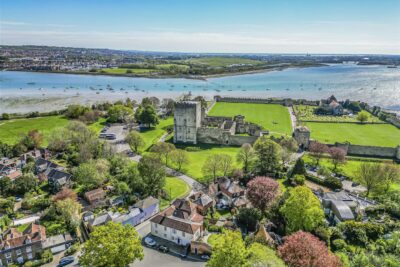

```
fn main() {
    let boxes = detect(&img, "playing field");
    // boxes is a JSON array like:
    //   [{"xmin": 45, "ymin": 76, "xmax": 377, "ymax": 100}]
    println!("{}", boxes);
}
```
[
  {"xmin": 181, "ymin": 57, "xmax": 263, "ymax": 67},
  {"xmin": 0, "ymin": 116, "xmax": 69, "ymax": 145},
  {"xmin": 303, "ymin": 122, "xmax": 400, "ymax": 147},
  {"xmin": 208, "ymin": 102, "xmax": 292, "ymax": 136},
  {"xmin": 174, "ymin": 143, "xmax": 240, "ymax": 183}
]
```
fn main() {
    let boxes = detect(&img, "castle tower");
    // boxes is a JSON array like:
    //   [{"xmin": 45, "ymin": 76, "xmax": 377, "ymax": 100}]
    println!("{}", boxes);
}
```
[
  {"xmin": 174, "ymin": 101, "xmax": 201, "ymax": 144},
  {"xmin": 293, "ymin": 126, "xmax": 311, "ymax": 149}
]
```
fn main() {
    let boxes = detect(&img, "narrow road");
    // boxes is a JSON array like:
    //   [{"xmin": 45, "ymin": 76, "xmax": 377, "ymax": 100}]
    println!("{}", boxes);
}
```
[{"xmin": 288, "ymin": 106, "xmax": 297, "ymax": 130}]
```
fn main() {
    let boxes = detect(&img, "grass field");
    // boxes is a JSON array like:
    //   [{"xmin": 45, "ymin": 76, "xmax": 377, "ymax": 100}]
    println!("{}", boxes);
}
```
[
  {"xmin": 181, "ymin": 57, "xmax": 263, "ymax": 67},
  {"xmin": 303, "ymin": 122, "xmax": 400, "ymax": 147},
  {"xmin": 139, "ymin": 117, "xmax": 174, "ymax": 151},
  {"xmin": 174, "ymin": 143, "xmax": 240, "ymax": 183},
  {"xmin": 0, "ymin": 116, "xmax": 69, "ymax": 145},
  {"xmin": 88, "ymin": 117, "xmax": 107, "ymax": 134},
  {"xmin": 302, "ymin": 153, "xmax": 393, "ymax": 179},
  {"xmin": 208, "ymin": 102, "xmax": 292, "ymax": 136},
  {"xmin": 160, "ymin": 176, "xmax": 191, "ymax": 210},
  {"xmin": 294, "ymin": 105, "xmax": 382, "ymax": 123}
]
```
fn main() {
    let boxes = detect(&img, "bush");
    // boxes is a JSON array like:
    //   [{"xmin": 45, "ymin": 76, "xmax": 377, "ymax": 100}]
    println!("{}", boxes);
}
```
[
  {"xmin": 40, "ymin": 249, "xmax": 53, "ymax": 263},
  {"xmin": 293, "ymin": 174, "xmax": 305, "ymax": 185},
  {"xmin": 324, "ymin": 177, "xmax": 342, "ymax": 190},
  {"xmin": 332, "ymin": 239, "xmax": 347, "ymax": 251},
  {"xmin": 208, "ymin": 225, "xmax": 224, "ymax": 233},
  {"xmin": 317, "ymin": 166, "xmax": 331, "ymax": 177},
  {"xmin": 1, "ymin": 113, "xmax": 10, "ymax": 120},
  {"xmin": 65, "ymin": 242, "xmax": 80, "ymax": 256}
]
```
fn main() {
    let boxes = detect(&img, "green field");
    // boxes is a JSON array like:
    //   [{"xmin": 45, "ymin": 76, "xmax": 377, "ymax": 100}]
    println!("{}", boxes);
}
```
[
  {"xmin": 208, "ymin": 102, "xmax": 292, "ymax": 136},
  {"xmin": 0, "ymin": 116, "xmax": 69, "ymax": 145},
  {"xmin": 174, "ymin": 143, "xmax": 240, "ymax": 183},
  {"xmin": 181, "ymin": 57, "xmax": 263, "ymax": 67},
  {"xmin": 303, "ymin": 122, "xmax": 400, "ymax": 147},
  {"xmin": 88, "ymin": 117, "xmax": 107, "ymax": 134},
  {"xmin": 100, "ymin": 68, "xmax": 153, "ymax": 74},
  {"xmin": 160, "ymin": 176, "xmax": 191, "ymax": 210},
  {"xmin": 302, "ymin": 153, "xmax": 392, "ymax": 179},
  {"xmin": 139, "ymin": 117, "xmax": 174, "ymax": 151},
  {"xmin": 294, "ymin": 105, "xmax": 382, "ymax": 123}
]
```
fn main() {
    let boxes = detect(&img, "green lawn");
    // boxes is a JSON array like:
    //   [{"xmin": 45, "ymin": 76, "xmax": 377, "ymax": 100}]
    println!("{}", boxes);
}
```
[
  {"xmin": 88, "ymin": 117, "xmax": 107, "ymax": 134},
  {"xmin": 174, "ymin": 143, "xmax": 240, "ymax": 183},
  {"xmin": 208, "ymin": 102, "xmax": 292, "ymax": 136},
  {"xmin": 160, "ymin": 176, "xmax": 191, "ymax": 210},
  {"xmin": 303, "ymin": 122, "xmax": 400, "ymax": 147},
  {"xmin": 294, "ymin": 105, "xmax": 382, "ymax": 123},
  {"xmin": 0, "ymin": 116, "xmax": 69, "ymax": 145},
  {"xmin": 181, "ymin": 57, "xmax": 263, "ymax": 67},
  {"xmin": 302, "ymin": 153, "xmax": 393, "ymax": 180},
  {"xmin": 138, "ymin": 117, "xmax": 174, "ymax": 151}
]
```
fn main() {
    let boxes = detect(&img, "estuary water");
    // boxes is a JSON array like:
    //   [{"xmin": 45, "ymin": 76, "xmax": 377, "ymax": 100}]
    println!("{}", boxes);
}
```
[{"xmin": 0, "ymin": 64, "xmax": 399, "ymax": 113}]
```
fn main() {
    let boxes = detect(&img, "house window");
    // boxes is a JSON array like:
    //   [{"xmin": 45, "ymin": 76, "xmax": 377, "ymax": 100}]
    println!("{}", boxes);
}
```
[
  {"xmin": 164, "ymin": 226, "xmax": 167, "ymax": 231},
  {"xmin": 5, "ymin": 253, "xmax": 12, "ymax": 259},
  {"xmin": 27, "ymin": 253, "xmax": 33, "ymax": 260},
  {"xmin": 164, "ymin": 234, "xmax": 167, "ymax": 238},
  {"xmin": 26, "ymin": 246, "xmax": 32, "ymax": 253},
  {"xmin": 172, "ymin": 229, "xmax": 176, "ymax": 234},
  {"xmin": 154, "ymin": 223, "xmax": 157, "ymax": 228},
  {"xmin": 16, "ymin": 249, "xmax": 22, "ymax": 256},
  {"xmin": 155, "ymin": 230, "xmax": 158, "ymax": 234},
  {"xmin": 182, "ymin": 232, "xmax": 185, "ymax": 237},
  {"xmin": 171, "ymin": 236, "xmax": 174, "ymax": 241},
  {"xmin": 7, "ymin": 259, "xmax": 13, "ymax": 264}
]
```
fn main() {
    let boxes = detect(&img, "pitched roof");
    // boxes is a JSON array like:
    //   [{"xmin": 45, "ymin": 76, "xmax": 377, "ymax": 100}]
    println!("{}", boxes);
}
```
[
  {"xmin": 133, "ymin": 196, "xmax": 159, "ymax": 210},
  {"xmin": 150, "ymin": 214, "xmax": 202, "ymax": 234},
  {"xmin": 189, "ymin": 192, "xmax": 213, "ymax": 207},
  {"xmin": 7, "ymin": 170, "xmax": 22, "ymax": 181},
  {"xmin": 0, "ymin": 223, "xmax": 46, "ymax": 250},
  {"xmin": 48, "ymin": 169, "xmax": 71, "ymax": 184}
]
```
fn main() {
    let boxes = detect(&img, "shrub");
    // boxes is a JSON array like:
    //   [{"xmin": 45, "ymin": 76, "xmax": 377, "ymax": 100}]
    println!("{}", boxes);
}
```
[
  {"xmin": 293, "ymin": 174, "xmax": 305, "ymax": 185},
  {"xmin": 324, "ymin": 177, "xmax": 342, "ymax": 190},
  {"xmin": 40, "ymin": 249, "xmax": 53, "ymax": 263},
  {"xmin": 1, "ymin": 113, "xmax": 10, "ymax": 120},
  {"xmin": 208, "ymin": 225, "xmax": 224, "ymax": 233},
  {"xmin": 332, "ymin": 239, "xmax": 347, "ymax": 251}
]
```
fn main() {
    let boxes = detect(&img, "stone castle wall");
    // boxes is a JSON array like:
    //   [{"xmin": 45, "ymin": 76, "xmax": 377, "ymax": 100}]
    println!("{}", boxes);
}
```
[
  {"xmin": 328, "ymin": 142, "xmax": 400, "ymax": 160},
  {"xmin": 214, "ymin": 96, "xmax": 319, "ymax": 106}
]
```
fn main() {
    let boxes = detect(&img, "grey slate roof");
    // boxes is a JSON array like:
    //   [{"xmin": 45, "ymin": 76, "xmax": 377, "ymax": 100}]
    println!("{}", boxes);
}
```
[{"xmin": 133, "ymin": 196, "xmax": 159, "ymax": 210}]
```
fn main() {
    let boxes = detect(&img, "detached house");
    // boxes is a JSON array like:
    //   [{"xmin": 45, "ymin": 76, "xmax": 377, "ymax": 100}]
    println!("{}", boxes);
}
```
[
  {"xmin": 150, "ymin": 199, "xmax": 203, "ymax": 246},
  {"xmin": 47, "ymin": 169, "xmax": 72, "ymax": 193},
  {"xmin": 0, "ymin": 223, "xmax": 46, "ymax": 266}
]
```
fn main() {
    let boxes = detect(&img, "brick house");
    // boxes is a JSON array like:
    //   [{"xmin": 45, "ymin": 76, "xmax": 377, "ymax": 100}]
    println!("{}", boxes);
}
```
[
  {"xmin": 84, "ymin": 188, "xmax": 106, "ymax": 205},
  {"xmin": 0, "ymin": 223, "xmax": 46, "ymax": 266}
]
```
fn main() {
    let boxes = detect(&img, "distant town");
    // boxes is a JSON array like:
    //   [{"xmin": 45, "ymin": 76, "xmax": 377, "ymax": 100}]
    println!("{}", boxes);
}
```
[{"xmin": 1, "ymin": 45, "xmax": 399, "ymax": 78}]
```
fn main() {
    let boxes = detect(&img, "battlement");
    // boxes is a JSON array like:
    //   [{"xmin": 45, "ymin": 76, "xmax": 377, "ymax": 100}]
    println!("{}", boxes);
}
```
[{"xmin": 175, "ymin": 101, "xmax": 200, "ymax": 108}]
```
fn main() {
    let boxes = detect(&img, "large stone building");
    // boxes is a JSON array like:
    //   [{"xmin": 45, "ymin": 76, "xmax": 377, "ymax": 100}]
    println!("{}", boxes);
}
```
[{"xmin": 173, "ymin": 101, "xmax": 265, "ymax": 146}]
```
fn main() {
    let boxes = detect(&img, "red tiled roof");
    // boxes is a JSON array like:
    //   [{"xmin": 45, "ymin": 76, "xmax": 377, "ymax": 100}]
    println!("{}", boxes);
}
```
[{"xmin": 0, "ymin": 223, "xmax": 46, "ymax": 250}]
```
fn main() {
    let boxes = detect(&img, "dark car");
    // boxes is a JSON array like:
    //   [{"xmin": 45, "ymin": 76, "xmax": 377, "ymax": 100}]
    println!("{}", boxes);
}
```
[
  {"xmin": 57, "ymin": 256, "xmax": 74, "ymax": 267},
  {"xmin": 158, "ymin": 245, "xmax": 169, "ymax": 253}
]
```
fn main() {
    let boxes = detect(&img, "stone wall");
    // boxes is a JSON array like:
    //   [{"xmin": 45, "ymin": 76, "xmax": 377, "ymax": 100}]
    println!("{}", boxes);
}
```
[
  {"xmin": 329, "ymin": 142, "xmax": 400, "ymax": 160},
  {"xmin": 214, "ymin": 96, "xmax": 319, "ymax": 106},
  {"xmin": 228, "ymin": 135, "xmax": 259, "ymax": 146}
]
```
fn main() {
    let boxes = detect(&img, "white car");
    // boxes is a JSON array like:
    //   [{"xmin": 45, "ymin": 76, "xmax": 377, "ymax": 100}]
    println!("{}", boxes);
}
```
[{"xmin": 144, "ymin": 237, "xmax": 156, "ymax": 247}]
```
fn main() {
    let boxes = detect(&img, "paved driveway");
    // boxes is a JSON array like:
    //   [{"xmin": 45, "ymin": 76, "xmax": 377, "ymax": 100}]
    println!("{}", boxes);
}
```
[{"xmin": 131, "ymin": 247, "xmax": 205, "ymax": 267}]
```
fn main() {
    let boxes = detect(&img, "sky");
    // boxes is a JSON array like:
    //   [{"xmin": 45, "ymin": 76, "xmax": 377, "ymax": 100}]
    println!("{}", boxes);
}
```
[{"xmin": 1, "ymin": 0, "xmax": 399, "ymax": 54}]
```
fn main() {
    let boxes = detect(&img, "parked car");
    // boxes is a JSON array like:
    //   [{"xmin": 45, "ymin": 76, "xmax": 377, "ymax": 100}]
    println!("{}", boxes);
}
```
[
  {"xmin": 144, "ymin": 236, "xmax": 157, "ymax": 247},
  {"xmin": 158, "ymin": 245, "xmax": 169, "ymax": 253},
  {"xmin": 201, "ymin": 255, "xmax": 210, "ymax": 260},
  {"xmin": 15, "ymin": 197, "xmax": 22, "ymax": 202},
  {"xmin": 57, "ymin": 256, "xmax": 74, "ymax": 267}
]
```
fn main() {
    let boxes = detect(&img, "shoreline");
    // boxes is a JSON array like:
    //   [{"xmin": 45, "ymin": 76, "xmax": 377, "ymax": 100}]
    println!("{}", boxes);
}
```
[{"xmin": 3, "ymin": 63, "xmax": 325, "ymax": 80}]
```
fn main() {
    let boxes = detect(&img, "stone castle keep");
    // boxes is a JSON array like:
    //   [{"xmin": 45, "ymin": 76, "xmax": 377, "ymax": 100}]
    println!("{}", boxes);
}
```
[{"xmin": 173, "ymin": 101, "xmax": 266, "ymax": 146}]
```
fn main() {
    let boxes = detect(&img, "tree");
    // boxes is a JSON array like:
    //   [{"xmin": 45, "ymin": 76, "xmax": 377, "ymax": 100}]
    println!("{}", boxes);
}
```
[
  {"xmin": 125, "ymin": 131, "xmax": 144, "ymax": 153},
  {"xmin": 309, "ymin": 142, "xmax": 328, "ymax": 166},
  {"xmin": 247, "ymin": 243, "xmax": 286, "ymax": 267},
  {"xmin": 293, "ymin": 174, "xmax": 305, "ymax": 185},
  {"xmin": 278, "ymin": 231, "xmax": 341, "ymax": 267},
  {"xmin": 279, "ymin": 137, "xmax": 299, "ymax": 152},
  {"xmin": 80, "ymin": 222, "xmax": 143, "ymax": 267},
  {"xmin": 161, "ymin": 98, "xmax": 175, "ymax": 115},
  {"xmin": 0, "ymin": 177, "xmax": 13, "ymax": 196},
  {"xmin": 2, "ymin": 113, "xmax": 10, "ymax": 120},
  {"xmin": 280, "ymin": 186, "xmax": 325, "ymax": 233},
  {"xmin": 329, "ymin": 147, "xmax": 346, "ymax": 171},
  {"xmin": 73, "ymin": 160, "xmax": 109, "ymax": 191},
  {"xmin": 246, "ymin": 176, "xmax": 280, "ymax": 213},
  {"xmin": 356, "ymin": 162, "xmax": 383, "ymax": 196},
  {"xmin": 220, "ymin": 154, "xmax": 233, "ymax": 177},
  {"xmin": 55, "ymin": 198, "xmax": 82, "ymax": 229},
  {"xmin": 253, "ymin": 137, "xmax": 282, "ymax": 175},
  {"xmin": 356, "ymin": 110, "xmax": 369, "ymax": 123},
  {"xmin": 207, "ymin": 231, "xmax": 248, "ymax": 267},
  {"xmin": 53, "ymin": 188, "xmax": 77, "ymax": 202},
  {"xmin": 136, "ymin": 105, "xmax": 159, "ymax": 127},
  {"xmin": 116, "ymin": 182, "xmax": 131, "ymax": 201},
  {"xmin": 236, "ymin": 143, "xmax": 256, "ymax": 173},
  {"xmin": 291, "ymin": 158, "xmax": 306, "ymax": 176},
  {"xmin": 170, "ymin": 149, "xmax": 189, "ymax": 171},
  {"xmin": 107, "ymin": 104, "xmax": 133, "ymax": 123},
  {"xmin": 202, "ymin": 154, "xmax": 223, "ymax": 183},
  {"xmin": 13, "ymin": 173, "xmax": 37, "ymax": 195},
  {"xmin": 27, "ymin": 129, "xmax": 43, "ymax": 149},
  {"xmin": 381, "ymin": 163, "xmax": 400, "ymax": 193},
  {"xmin": 151, "ymin": 142, "xmax": 176, "ymax": 166},
  {"xmin": 237, "ymin": 207, "xmax": 262, "ymax": 232},
  {"xmin": 65, "ymin": 104, "xmax": 89, "ymax": 119},
  {"xmin": 137, "ymin": 155, "xmax": 166, "ymax": 197}
]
